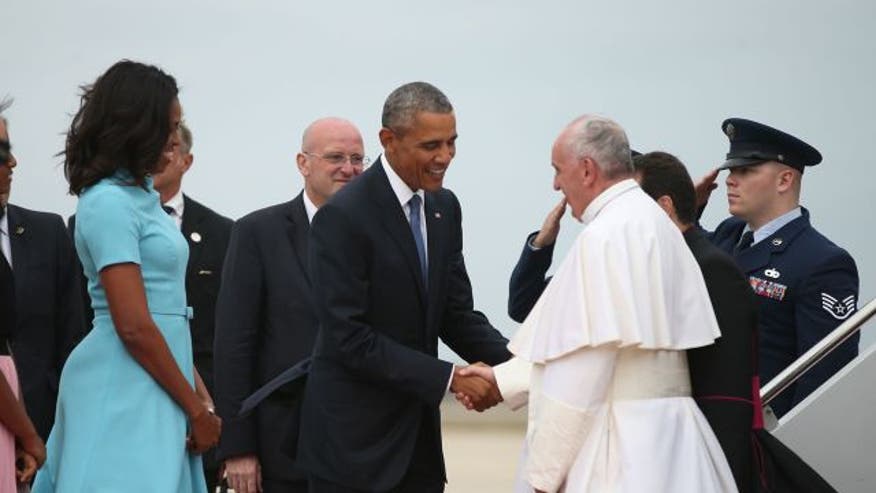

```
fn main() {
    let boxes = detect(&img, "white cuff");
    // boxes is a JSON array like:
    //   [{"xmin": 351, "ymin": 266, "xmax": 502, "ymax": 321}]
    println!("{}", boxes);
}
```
[
  {"xmin": 527, "ymin": 394, "xmax": 594, "ymax": 492},
  {"xmin": 493, "ymin": 357, "xmax": 531, "ymax": 411}
]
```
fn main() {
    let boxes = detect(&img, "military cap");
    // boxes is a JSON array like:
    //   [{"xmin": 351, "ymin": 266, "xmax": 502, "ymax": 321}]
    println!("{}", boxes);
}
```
[{"xmin": 719, "ymin": 118, "xmax": 822, "ymax": 172}]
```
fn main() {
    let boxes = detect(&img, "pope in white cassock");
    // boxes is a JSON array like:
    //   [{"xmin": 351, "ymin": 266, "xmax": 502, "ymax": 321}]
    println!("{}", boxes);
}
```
[{"xmin": 499, "ymin": 116, "xmax": 737, "ymax": 492}]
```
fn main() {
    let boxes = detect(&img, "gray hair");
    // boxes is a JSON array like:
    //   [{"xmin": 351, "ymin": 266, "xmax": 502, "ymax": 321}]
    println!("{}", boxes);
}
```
[
  {"xmin": 565, "ymin": 115, "xmax": 633, "ymax": 179},
  {"xmin": 0, "ymin": 97, "xmax": 12, "ymax": 126},
  {"xmin": 179, "ymin": 121, "xmax": 193, "ymax": 154},
  {"xmin": 381, "ymin": 82, "xmax": 453, "ymax": 133}
]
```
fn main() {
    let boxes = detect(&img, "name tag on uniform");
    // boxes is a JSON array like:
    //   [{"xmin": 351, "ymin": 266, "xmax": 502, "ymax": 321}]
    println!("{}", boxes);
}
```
[{"xmin": 749, "ymin": 276, "xmax": 787, "ymax": 301}]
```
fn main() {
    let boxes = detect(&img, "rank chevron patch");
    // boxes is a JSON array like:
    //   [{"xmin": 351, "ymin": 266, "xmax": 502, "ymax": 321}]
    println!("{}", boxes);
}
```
[{"xmin": 821, "ymin": 293, "xmax": 856, "ymax": 320}]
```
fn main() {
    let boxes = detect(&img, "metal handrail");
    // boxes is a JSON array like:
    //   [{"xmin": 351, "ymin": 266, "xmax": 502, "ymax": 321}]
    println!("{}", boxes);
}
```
[{"xmin": 761, "ymin": 297, "xmax": 876, "ymax": 405}]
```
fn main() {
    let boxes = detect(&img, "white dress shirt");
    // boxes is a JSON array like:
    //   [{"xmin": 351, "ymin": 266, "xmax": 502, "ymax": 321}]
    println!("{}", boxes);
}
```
[
  {"xmin": 302, "ymin": 189, "xmax": 319, "ymax": 224},
  {"xmin": 381, "ymin": 156, "xmax": 428, "ymax": 258},
  {"xmin": 162, "ymin": 189, "xmax": 185, "ymax": 230},
  {"xmin": 0, "ymin": 209, "xmax": 12, "ymax": 267}
]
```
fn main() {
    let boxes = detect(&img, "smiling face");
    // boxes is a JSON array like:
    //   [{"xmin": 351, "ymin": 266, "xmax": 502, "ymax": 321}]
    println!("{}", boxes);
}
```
[
  {"xmin": 297, "ymin": 118, "xmax": 365, "ymax": 207},
  {"xmin": 380, "ymin": 111, "xmax": 457, "ymax": 192},
  {"xmin": 0, "ymin": 119, "xmax": 17, "ymax": 203}
]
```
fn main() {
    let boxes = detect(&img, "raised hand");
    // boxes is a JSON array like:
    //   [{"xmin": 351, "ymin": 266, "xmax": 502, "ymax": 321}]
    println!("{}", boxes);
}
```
[
  {"xmin": 694, "ymin": 168, "xmax": 720, "ymax": 209},
  {"xmin": 532, "ymin": 198, "xmax": 568, "ymax": 248}
]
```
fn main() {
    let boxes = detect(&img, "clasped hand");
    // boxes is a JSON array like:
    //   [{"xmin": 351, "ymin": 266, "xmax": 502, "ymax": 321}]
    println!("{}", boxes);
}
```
[
  {"xmin": 187, "ymin": 406, "xmax": 222, "ymax": 453},
  {"xmin": 451, "ymin": 363, "xmax": 502, "ymax": 412}
]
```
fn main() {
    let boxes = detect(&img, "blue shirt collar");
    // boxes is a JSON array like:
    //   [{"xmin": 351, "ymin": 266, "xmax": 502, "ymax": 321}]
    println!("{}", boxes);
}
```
[{"xmin": 744, "ymin": 206, "xmax": 802, "ymax": 246}]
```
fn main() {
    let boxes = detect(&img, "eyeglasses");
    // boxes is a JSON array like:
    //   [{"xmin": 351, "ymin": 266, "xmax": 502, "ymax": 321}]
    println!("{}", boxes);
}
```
[{"xmin": 303, "ymin": 152, "xmax": 370, "ymax": 167}]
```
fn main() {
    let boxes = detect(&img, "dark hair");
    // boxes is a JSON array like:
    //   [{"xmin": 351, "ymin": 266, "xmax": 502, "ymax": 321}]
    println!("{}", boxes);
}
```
[
  {"xmin": 64, "ymin": 60, "xmax": 178, "ymax": 195},
  {"xmin": 633, "ymin": 151, "xmax": 697, "ymax": 225},
  {"xmin": 381, "ymin": 82, "xmax": 453, "ymax": 134}
]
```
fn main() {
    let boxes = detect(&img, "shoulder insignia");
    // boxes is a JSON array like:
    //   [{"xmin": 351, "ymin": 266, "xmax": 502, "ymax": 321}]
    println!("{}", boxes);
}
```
[{"xmin": 821, "ymin": 293, "xmax": 856, "ymax": 320}]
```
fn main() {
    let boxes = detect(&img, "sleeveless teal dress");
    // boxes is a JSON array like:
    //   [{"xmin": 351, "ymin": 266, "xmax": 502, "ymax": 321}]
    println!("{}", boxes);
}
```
[{"xmin": 33, "ymin": 171, "xmax": 206, "ymax": 492}]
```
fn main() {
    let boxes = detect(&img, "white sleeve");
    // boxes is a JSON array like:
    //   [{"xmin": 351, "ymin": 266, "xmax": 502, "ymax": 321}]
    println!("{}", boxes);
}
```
[
  {"xmin": 493, "ymin": 356, "xmax": 532, "ymax": 411},
  {"xmin": 526, "ymin": 345, "xmax": 617, "ymax": 492}
]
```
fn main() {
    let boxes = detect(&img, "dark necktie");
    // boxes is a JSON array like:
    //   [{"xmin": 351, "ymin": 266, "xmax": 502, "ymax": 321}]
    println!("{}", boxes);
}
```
[
  {"xmin": 734, "ymin": 230, "xmax": 755, "ymax": 255},
  {"xmin": 162, "ymin": 205, "xmax": 174, "ymax": 215},
  {"xmin": 408, "ymin": 195, "xmax": 428, "ymax": 285}
]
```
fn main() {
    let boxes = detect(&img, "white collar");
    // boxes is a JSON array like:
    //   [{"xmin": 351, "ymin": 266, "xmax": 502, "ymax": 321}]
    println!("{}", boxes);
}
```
[
  {"xmin": 579, "ymin": 179, "xmax": 638, "ymax": 225},
  {"xmin": 163, "ymin": 189, "xmax": 185, "ymax": 217},
  {"xmin": 381, "ymin": 155, "xmax": 424, "ymax": 209},
  {"xmin": 302, "ymin": 189, "xmax": 319, "ymax": 224},
  {"xmin": 0, "ymin": 209, "xmax": 7, "ymax": 236}
]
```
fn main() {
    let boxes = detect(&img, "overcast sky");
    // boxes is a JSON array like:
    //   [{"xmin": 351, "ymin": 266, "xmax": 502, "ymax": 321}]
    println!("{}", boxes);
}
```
[{"xmin": 3, "ymin": 0, "xmax": 874, "ymax": 358}]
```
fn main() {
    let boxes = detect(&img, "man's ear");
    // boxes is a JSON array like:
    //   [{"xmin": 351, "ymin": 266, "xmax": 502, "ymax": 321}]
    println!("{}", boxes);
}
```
[
  {"xmin": 182, "ymin": 153, "xmax": 194, "ymax": 173},
  {"xmin": 656, "ymin": 195, "xmax": 675, "ymax": 216},
  {"xmin": 378, "ymin": 127, "xmax": 395, "ymax": 150},
  {"xmin": 581, "ymin": 157, "xmax": 598, "ymax": 186},
  {"xmin": 296, "ymin": 152, "xmax": 309, "ymax": 177},
  {"xmin": 776, "ymin": 167, "xmax": 796, "ymax": 194}
]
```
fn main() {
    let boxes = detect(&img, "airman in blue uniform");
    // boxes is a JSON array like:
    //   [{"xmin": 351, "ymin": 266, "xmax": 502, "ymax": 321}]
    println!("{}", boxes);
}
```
[{"xmin": 698, "ymin": 118, "xmax": 859, "ymax": 419}]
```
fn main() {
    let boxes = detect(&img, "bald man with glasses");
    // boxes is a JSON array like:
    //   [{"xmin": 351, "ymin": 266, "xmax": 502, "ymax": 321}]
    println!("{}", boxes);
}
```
[{"xmin": 213, "ymin": 117, "xmax": 365, "ymax": 493}]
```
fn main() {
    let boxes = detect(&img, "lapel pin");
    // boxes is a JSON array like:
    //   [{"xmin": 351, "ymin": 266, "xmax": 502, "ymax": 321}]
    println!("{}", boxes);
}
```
[
  {"xmin": 764, "ymin": 268, "xmax": 781, "ymax": 279},
  {"xmin": 434, "ymin": 212, "xmax": 441, "ymax": 219},
  {"xmin": 190, "ymin": 232, "xmax": 202, "ymax": 243},
  {"xmin": 771, "ymin": 238, "xmax": 783, "ymax": 246},
  {"xmin": 14, "ymin": 226, "xmax": 24, "ymax": 235}
]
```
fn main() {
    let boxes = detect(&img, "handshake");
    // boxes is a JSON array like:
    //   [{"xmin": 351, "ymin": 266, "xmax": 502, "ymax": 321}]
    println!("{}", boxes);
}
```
[{"xmin": 450, "ymin": 363, "xmax": 502, "ymax": 412}]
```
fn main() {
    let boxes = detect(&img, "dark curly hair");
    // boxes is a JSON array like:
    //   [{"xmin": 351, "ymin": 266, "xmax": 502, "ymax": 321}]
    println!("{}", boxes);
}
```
[{"xmin": 64, "ymin": 60, "xmax": 178, "ymax": 195}]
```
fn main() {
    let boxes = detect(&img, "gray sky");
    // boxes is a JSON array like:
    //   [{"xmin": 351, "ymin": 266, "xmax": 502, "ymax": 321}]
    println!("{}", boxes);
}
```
[{"xmin": 3, "ymin": 0, "xmax": 874, "ymax": 358}]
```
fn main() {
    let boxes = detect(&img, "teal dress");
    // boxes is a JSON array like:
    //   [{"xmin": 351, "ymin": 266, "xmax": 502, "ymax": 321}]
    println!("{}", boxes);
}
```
[{"xmin": 33, "ymin": 171, "xmax": 206, "ymax": 492}]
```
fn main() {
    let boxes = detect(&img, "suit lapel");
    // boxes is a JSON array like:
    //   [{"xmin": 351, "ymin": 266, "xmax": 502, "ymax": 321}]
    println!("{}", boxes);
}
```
[
  {"xmin": 286, "ymin": 193, "xmax": 311, "ymax": 286},
  {"xmin": 6, "ymin": 206, "xmax": 31, "ymax": 302},
  {"xmin": 367, "ymin": 161, "xmax": 427, "ymax": 304},
  {"xmin": 181, "ymin": 195, "xmax": 204, "ymax": 271},
  {"xmin": 424, "ymin": 194, "xmax": 443, "ymax": 299}
]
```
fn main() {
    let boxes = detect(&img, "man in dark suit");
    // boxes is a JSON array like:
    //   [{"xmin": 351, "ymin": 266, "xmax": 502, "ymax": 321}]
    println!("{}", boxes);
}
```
[
  {"xmin": 297, "ymin": 82, "xmax": 511, "ymax": 493},
  {"xmin": 0, "ymin": 103, "xmax": 86, "ymax": 443},
  {"xmin": 695, "ymin": 118, "xmax": 859, "ymax": 419},
  {"xmin": 214, "ymin": 117, "xmax": 366, "ymax": 493},
  {"xmin": 151, "ymin": 121, "xmax": 233, "ymax": 490},
  {"xmin": 634, "ymin": 151, "xmax": 757, "ymax": 492}
]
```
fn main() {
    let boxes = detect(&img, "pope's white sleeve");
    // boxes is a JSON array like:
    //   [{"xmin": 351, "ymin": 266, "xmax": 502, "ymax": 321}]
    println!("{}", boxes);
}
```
[
  {"xmin": 493, "ymin": 356, "xmax": 531, "ymax": 411},
  {"xmin": 526, "ymin": 345, "xmax": 617, "ymax": 493}
]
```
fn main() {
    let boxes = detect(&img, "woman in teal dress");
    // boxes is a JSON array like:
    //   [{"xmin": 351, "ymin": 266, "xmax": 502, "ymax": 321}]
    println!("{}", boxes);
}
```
[{"xmin": 33, "ymin": 60, "xmax": 221, "ymax": 492}]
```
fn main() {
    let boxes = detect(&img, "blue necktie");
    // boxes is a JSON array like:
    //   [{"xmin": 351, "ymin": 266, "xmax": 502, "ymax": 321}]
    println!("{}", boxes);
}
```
[{"xmin": 408, "ymin": 195, "xmax": 428, "ymax": 285}]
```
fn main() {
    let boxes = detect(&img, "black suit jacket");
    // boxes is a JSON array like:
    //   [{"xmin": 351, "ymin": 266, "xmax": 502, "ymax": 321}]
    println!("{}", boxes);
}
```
[
  {"xmin": 6, "ymin": 204, "xmax": 85, "ymax": 441},
  {"xmin": 1, "ymin": 231, "xmax": 15, "ymax": 345},
  {"xmin": 181, "ymin": 195, "xmax": 233, "ymax": 395},
  {"xmin": 684, "ymin": 228, "xmax": 756, "ymax": 493},
  {"xmin": 297, "ymin": 161, "xmax": 511, "ymax": 491},
  {"xmin": 214, "ymin": 193, "xmax": 316, "ymax": 482}
]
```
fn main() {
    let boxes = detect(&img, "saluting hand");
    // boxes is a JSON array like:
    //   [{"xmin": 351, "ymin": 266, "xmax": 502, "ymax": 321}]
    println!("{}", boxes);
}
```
[
  {"xmin": 694, "ymin": 169, "xmax": 720, "ymax": 208},
  {"xmin": 532, "ymin": 198, "xmax": 567, "ymax": 248}
]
